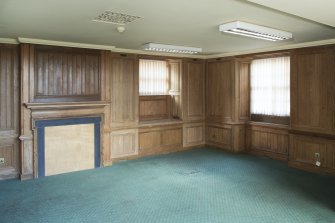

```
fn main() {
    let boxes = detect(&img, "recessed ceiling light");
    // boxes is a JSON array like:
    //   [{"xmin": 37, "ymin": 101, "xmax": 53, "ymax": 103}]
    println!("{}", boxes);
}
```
[
  {"xmin": 219, "ymin": 21, "xmax": 292, "ymax": 41},
  {"xmin": 142, "ymin": 43, "xmax": 202, "ymax": 54}
]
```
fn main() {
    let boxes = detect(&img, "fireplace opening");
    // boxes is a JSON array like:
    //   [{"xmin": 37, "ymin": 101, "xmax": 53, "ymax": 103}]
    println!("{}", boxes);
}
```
[{"xmin": 35, "ymin": 117, "xmax": 101, "ymax": 177}]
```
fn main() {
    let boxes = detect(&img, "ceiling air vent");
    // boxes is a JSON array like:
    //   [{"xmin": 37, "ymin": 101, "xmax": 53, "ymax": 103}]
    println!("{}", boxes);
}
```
[
  {"xmin": 93, "ymin": 11, "xmax": 141, "ymax": 25},
  {"xmin": 219, "ymin": 21, "xmax": 292, "ymax": 41}
]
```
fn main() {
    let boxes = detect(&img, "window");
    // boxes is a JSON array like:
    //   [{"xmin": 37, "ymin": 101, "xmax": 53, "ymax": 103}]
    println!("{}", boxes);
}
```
[
  {"xmin": 139, "ymin": 59, "xmax": 168, "ymax": 95},
  {"xmin": 250, "ymin": 56, "xmax": 290, "ymax": 119}
]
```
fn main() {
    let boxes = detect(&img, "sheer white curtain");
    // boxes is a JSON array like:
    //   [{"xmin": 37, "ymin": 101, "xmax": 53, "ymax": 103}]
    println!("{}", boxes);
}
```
[
  {"xmin": 139, "ymin": 60, "xmax": 168, "ymax": 95},
  {"xmin": 250, "ymin": 56, "xmax": 290, "ymax": 116}
]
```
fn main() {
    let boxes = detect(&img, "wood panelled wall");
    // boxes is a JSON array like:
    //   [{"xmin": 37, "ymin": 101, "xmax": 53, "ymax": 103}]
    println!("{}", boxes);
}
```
[
  {"xmin": 139, "ymin": 123, "xmax": 183, "ymax": 157},
  {"xmin": 31, "ymin": 45, "xmax": 101, "ymax": 102},
  {"xmin": 291, "ymin": 46, "xmax": 335, "ymax": 134},
  {"xmin": 206, "ymin": 59, "xmax": 232, "ymax": 123},
  {"xmin": 19, "ymin": 44, "xmax": 108, "ymax": 179},
  {"xmin": 0, "ymin": 44, "xmax": 20, "ymax": 179},
  {"xmin": 182, "ymin": 59, "xmax": 205, "ymax": 147},
  {"xmin": 110, "ymin": 53, "xmax": 138, "ymax": 127},
  {"xmin": 109, "ymin": 53, "xmax": 139, "ymax": 159},
  {"xmin": 1, "ymin": 41, "xmax": 335, "ymax": 180},
  {"xmin": 289, "ymin": 45, "xmax": 335, "ymax": 174},
  {"xmin": 247, "ymin": 123, "xmax": 289, "ymax": 161},
  {"xmin": 168, "ymin": 60, "xmax": 182, "ymax": 119},
  {"xmin": 205, "ymin": 46, "xmax": 335, "ymax": 176},
  {"xmin": 183, "ymin": 59, "xmax": 205, "ymax": 121},
  {"xmin": 206, "ymin": 57, "xmax": 250, "ymax": 153},
  {"xmin": 138, "ymin": 59, "xmax": 183, "ymax": 121},
  {"xmin": 137, "ymin": 58, "xmax": 206, "ymax": 155},
  {"xmin": 289, "ymin": 134, "xmax": 335, "ymax": 175},
  {"xmin": 139, "ymin": 95, "xmax": 171, "ymax": 120}
]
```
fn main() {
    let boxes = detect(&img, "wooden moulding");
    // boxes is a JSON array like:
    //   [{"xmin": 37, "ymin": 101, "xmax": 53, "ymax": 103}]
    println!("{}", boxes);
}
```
[
  {"xmin": 289, "ymin": 129, "xmax": 335, "ymax": 141},
  {"xmin": 25, "ymin": 101, "xmax": 110, "ymax": 110},
  {"xmin": 139, "ymin": 119, "xmax": 183, "ymax": 128}
]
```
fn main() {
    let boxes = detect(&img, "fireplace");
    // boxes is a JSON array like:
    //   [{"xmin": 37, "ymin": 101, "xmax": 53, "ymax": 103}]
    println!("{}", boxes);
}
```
[{"xmin": 35, "ymin": 117, "xmax": 101, "ymax": 177}]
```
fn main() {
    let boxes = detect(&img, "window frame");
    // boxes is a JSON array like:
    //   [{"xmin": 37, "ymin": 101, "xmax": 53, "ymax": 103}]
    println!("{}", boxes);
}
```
[
  {"xmin": 139, "ymin": 58, "xmax": 170, "ymax": 96},
  {"xmin": 249, "ymin": 52, "xmax": 291, "ymax": 125}
]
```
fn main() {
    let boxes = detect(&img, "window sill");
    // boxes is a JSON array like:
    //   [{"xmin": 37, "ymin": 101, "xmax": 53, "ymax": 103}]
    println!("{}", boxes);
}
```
[
  {"xmin": 247, "ymin": 121, "xmax": 290, "ymax": 129},
  {"xmin": 250, "ymin": 114, "xmax": 290, "ymax": 125}
]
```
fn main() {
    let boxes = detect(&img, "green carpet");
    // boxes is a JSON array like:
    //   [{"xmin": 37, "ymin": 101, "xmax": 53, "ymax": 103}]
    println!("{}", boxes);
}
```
[{"xmin": 0, "ymin": 147, "xmax": 334, "ymax": 223}]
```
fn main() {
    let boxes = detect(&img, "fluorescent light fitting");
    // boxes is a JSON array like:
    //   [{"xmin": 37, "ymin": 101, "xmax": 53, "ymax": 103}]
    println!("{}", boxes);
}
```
[
  {"xmin": 219, "ymin": 21, "xmax": 292, "ymax": 41},
  {"xmin": 142, "ymin": 43, "xmax": 202, "ymax": 54}
]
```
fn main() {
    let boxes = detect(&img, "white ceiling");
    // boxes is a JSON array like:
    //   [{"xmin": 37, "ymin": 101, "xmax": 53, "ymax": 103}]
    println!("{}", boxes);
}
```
[
  {"xmin": 247, "ymin": 0, "xmax": 335, "ymax": 28},
  {"xmin": 0, "ymin": 0, "xmax": 334, "ymax": 55}
]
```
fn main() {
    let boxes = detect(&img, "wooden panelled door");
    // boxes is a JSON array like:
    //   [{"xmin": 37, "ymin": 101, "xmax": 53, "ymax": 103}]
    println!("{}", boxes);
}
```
[{"xmin": 0, "ymin": 44, "xmax": 20, "ymax": 179}]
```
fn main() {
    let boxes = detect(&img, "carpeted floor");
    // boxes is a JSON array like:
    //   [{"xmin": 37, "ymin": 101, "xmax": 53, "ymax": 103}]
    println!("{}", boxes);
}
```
[{"xmin": 0, "ymin": 147, "xmax": 334, "ymax": 223}]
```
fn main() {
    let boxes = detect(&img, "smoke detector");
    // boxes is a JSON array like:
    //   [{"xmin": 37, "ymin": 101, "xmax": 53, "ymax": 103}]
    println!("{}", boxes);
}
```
[
  {"xmin": 116, "ymin": 26, "xmax": 126, "ymax": 33},
  {"xmin": 219, "ymin": 21, "xmax": 292, "ymax": 41},
  {"xmin": 93, "ymin": 11, "xmax": 141, "ymax": 25}
]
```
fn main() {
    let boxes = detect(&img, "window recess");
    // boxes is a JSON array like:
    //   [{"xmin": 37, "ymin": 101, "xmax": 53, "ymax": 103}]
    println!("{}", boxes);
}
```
[{"xmin": 250, "ymin": 56, "xmax": 290, "ymax": 125}]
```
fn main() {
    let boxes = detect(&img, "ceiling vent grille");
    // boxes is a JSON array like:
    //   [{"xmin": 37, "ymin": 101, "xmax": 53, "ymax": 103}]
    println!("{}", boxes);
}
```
[
  {"xmin": 93, "ymin": 11, "xmax": 141, "ymax": 25},
  {"xmin": 219, "ymin": 21, "xmax": 292, "ymax": 41}
]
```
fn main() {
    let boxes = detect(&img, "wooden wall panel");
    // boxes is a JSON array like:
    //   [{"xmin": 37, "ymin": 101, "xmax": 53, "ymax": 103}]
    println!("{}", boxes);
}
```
[
  {"xmin": 291, "ymin": 47, "xmax": 335, "ymax": 134},
  {"xmin": 139, "ymin": 131, "xmax": 161, "ymax": 150},
  {"xmin": 289, "ymin": 134, "xmax": 335, "ymax": 175},
  {"xmin": 206, "ymin": 61, "xmax": 223, "ymax": 121},
  {"xmin": 161, "ymin": 128, "xmax": 182, "ymax": 147},
  {"xmin": 139, "ymin": 95, "xmax": 171, "ymax": 120},
  {"xmin": 206, "ymin": 125, "xmax": 232, "ymax": 150},
  {"xmin": 288, "ymin": 45, "xmax": 335, "ymax": 175},
  {"xmin": 0, "ymin": 141, "xmax": 19, "ymax": 170},
  {"xmin": 247, "ymin": 124, "xmax": 289, "ymax": 160},
  {"xmin": 0, "ymin": 44, "xmax": 19, "ymax": 132},
  {"xmin": 110, "ymin": 54, "xmax": 139, "ymax": 127},
  {"xmin": 236, "ymin": 61, "xmax": 250, "ymax": 121},
  {"xmin": 206, "ymin": 58, "xmax": 250, "ymax": 153},
  {"xmin": 171, "ymin": 95, "xmax": 181, "ymax": 119},
  {"xmin": 0, "ymin": 141, "xmax": 19, "ymax": 180},
  {"xmin": 206, "ymin": 59, "xmax": 232, "ymax": 123},
  {"xmin": 33, "ymin": 45, "xmax": 101, "ymax": 102},
  {"xmin": 168, "ymin": 60, "xmax": 182, "ymax": 119},
  {"xmin": 183, "ymin": 60, "xmax": 205, "ymax": 121},
  {"xmin": 0, "ymin": 44, "xmax": 19, "ymax": 180},
  {"xmin": 110, "ymin": 129, "xmax": 138, "ymax": 159},
  {"xmin": 107, "ymin": 52, "xmax": 136, "ymax": 161},
  {"xmin": 139, "ymin": 124, "xmax": 183, "ymax": 157},
  {"xmin": 291, "ymin": 136, "xmax": 326, "ymax": 166},
  {"xmin": 232, "ymin": 124, "xmax": 246, "ymax": 153},
  {"xmin": 326, "ymin": 144, "xmax": 335, "ymax": 170},
  {"xmin": 183, "ymin": 123, "xmax": 205, "ymax": 147}
]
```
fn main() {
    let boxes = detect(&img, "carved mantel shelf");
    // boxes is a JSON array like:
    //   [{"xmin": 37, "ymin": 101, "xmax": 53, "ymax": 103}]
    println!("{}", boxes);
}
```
[{"xmin": 25, "ymin": 101, "xmax": 110, "ymax": 110}]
